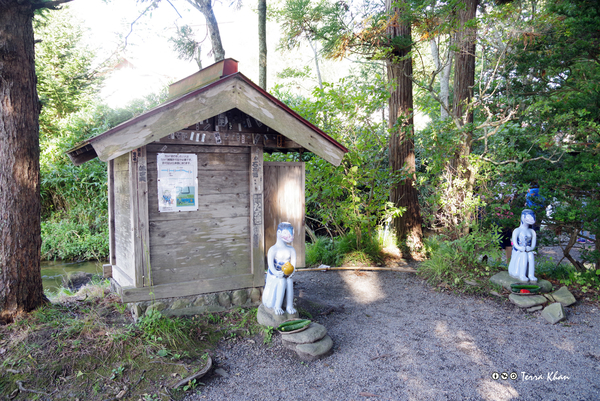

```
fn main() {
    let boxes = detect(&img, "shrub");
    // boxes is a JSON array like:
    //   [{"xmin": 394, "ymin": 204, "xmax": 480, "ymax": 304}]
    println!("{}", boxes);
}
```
[
  {"xmin": 305, "ymin": 232, "xmax": 383, "ymax": 267},
  {"xmin": 418, "ymin": 225, "xmax": 503, "ymax": 287}
]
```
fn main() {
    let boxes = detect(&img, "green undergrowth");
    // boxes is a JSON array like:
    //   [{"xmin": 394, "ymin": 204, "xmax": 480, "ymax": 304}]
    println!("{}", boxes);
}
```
[
  {"xmin": 305, "ymin": 232, "xmax": 384, "ymax": 267},
  {"xmin": 41, "ymin": 212, "xmax": 109, "ymax": 261},
  {"xmin": 417, "ymin": 227, "xmax": 505, "ymax": 294},
  {"xmin": 536, "ymin": 258, "xmax": 600, "ymax": 297},
  {"xmin": 0, "ymin": 282, "xmax": 264, "ymax": 400}
]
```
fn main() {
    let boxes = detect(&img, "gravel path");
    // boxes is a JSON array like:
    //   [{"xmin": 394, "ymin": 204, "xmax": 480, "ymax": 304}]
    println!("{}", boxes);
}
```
[{"xmin": 187, "ymin": 268, "xmax": 600, "ymax": 401}]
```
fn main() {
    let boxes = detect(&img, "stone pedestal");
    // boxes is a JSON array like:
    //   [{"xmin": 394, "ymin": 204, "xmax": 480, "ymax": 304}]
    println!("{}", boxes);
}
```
[
  {"xmin": 256, "ymin": 303, "xmax": 299, "ymax": 327},
  {"xmin": 490, "ymin": 271, "xmax": 552, "ymax": 293},
  {"xmin": 257, "ymin": 305, "xmax": 333, "ymax": 361},
  {"xmin": 280, "ymin": 322, "xmax": 333, "ymax": 361}
]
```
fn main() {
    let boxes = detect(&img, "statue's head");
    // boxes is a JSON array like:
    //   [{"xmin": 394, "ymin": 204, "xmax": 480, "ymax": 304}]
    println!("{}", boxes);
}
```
[
  {"xmin": 521, "ymin": 209, "xmax": 535, "ymax": 226},
  {"xmin": 277, "ymin": 222, "xmax": 294, "ymax": 244}
]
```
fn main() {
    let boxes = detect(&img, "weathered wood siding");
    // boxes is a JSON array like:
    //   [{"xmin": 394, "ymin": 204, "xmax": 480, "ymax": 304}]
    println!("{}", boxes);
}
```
[
  {"xmin": 263, "ymin": 162, "xmax": 305, "ymax": 267},
  {"xmin": 146, "ymin": 144, "xmax": 252, "ymax": 286},
  {"xmin": 113, "ymin": 153, "xmax": 134, "ymax": 286}
]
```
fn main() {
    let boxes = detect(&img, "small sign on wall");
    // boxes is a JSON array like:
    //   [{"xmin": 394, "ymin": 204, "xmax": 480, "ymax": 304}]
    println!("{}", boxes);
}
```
[{"xmin": 157, "ymin": 153, "xmax": 198, "ymax": 212}]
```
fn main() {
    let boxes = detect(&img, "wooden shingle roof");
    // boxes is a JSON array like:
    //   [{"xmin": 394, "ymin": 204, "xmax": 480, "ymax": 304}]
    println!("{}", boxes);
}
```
[{"xmin": 67, "ymin": 62, "xmax": 347, "ymax": 166}]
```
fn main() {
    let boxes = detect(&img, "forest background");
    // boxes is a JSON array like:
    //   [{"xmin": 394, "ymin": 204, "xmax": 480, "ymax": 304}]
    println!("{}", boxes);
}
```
[{"xmin": 35, "ymin": 0, "xmax": 599, "ymax": 289}]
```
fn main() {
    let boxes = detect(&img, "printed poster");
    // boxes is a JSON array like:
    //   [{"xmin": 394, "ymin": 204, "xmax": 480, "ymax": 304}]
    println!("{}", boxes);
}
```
[{"xmin": 157, "ymin": 153, "xmax": 198, "ymax": 212}]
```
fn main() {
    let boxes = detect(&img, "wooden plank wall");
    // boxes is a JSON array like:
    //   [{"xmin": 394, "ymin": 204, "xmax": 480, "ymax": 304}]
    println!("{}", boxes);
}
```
[
  {"xmin": 263, "ymin": 162, "xmax": 306, "ymax": 268},
  {"xmin": 145, "ymin": 144, "xmax": 252, "ymax": 287},
  {"xmin": 113, "ymin": 153, "xmax": 135, "ymax": 286}
]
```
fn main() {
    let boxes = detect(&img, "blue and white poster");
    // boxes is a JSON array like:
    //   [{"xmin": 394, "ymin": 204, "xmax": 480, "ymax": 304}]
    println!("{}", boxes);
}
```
[{"xmin": 157, "ymin": 153, "xmax": 198, "ymax": 212}]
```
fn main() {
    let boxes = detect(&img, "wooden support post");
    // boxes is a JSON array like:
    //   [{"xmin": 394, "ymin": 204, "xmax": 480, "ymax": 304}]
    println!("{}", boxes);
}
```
[
  {"xmin": 250, "ymin": 145, "xmax": 265, "ymax": 287},
  {"xmin": 130, "ymin": 147, "xmax": 150, "ymax": 288},
  {"xmin": 107, "ymin": 159, "xmax": 116, "ymax": 268}
]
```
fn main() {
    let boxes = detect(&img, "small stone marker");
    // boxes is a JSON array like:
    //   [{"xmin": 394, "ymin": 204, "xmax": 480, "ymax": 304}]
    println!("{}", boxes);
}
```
[
  {"xmin": 541, "ymin": 303, "xmax": 566, "ymax": 324},
  {"xmin": 509, "ymin": 294, "xmax": 547, "ymax": 308},
  {"xmin": 550, "ymin": 286, "xmax": 576, "ymax": 307},
  {"xmin": 526, "ymin": 305, "xmax": 543, "ymax": 313}
]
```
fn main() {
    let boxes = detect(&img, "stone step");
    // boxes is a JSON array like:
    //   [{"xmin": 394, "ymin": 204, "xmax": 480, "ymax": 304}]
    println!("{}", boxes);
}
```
[
  {"xmin": 281, "ymin": 323, "xmax": 327, "ymax": 347},
  {"xmin": 550, "ymin": 286, "xmax": 576, "ymax": 307},
  {"xmin": 294, "ymin": 335, "xmax": 333, "ymax": 361},
  {"xmin": 508, "ymin": 293, "xmax": 548, "ymax": 308},
  {"xmin": 541, "ymin": 303, "xmax": 566, "ymax": 324}
]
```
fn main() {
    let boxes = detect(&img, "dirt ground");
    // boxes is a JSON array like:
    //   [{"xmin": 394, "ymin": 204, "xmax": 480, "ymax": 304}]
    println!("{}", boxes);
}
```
[{"xmin": 185, "ymin": 259, "xmax": 600, "ymax": 401}]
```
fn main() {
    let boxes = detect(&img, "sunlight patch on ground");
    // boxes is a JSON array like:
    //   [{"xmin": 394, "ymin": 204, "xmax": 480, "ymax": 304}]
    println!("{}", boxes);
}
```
[
  {"xmin": 434, "ymin": 320, "xmax": 491, "ymax": 366},
  {"xmin": 477, "ymin": 380, "xmax": 519, "ymax": 401},
  {"xmin": 550, "ymin": 338, "xmax": 575, "ymax": 353},
  {"xmin": 397, "ymin": 374, "xmax": 449, "ymax": 401},
  {"xmin": 339, "ymin": 272, "xmax": 385, "ymax": 304}
]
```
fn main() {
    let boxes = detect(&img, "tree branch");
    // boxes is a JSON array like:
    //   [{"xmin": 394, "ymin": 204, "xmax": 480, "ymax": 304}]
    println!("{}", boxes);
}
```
[
  {"xmin": 124, "ymin": 1, "xmax": 160, "ymax": 49},
  {"xmin": 479, "ymin": 153, "xmax": 564, "ymax": 165}
]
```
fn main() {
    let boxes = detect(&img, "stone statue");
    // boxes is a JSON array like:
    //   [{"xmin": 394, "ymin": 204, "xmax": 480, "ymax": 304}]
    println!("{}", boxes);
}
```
[
  {"xmin": 262, "ymin": 222, "xmax": 297, "ymax": 315},
  {"xmin": 508, "ymin": 209, "xmax": 537, "ymax": 282}
]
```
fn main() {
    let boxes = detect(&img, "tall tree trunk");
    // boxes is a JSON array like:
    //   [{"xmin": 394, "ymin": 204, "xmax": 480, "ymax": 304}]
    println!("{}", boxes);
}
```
[
  {"xmin": 308, "ymin": 40, "xmax": 323, "ymax": 90},
  {"xmin": 187, "ymin": 0, "xmax": 225, "ymax": 62},
  {"xmin": 386, "ymin": 0, "xmax": 423, "ymax": 248},
  {"xmin": 258, "ymin": 0, "xmax": 267, "ymax": 89},
  {"xmin": 0, "ymin": 1, "xmax": 47, "ymax": 324},
  {"xmin": 430, "ymin": 37, "xmax": 452, "ymax": 119},
  {"xmin": 452, "ymin": 0, "xmax": 478, "ymax": 127},
  {"xmin": 451, "ymin": 0, "xmax": 478, "ymax": 232}
]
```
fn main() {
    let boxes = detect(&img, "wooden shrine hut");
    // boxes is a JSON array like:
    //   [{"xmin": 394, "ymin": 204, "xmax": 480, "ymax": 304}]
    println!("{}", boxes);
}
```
[{"xmin": 67, "ymin": 59, "xmax": 347, "ymax": 310}]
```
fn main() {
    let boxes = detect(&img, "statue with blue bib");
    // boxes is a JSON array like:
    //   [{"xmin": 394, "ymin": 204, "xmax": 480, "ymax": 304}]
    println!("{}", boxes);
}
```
[{"xmin": 262, "ymin": 222, "xmax": 297, "ymax": 315}]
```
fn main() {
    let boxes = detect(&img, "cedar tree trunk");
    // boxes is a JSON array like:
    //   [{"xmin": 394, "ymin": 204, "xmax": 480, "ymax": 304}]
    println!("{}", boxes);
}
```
[
  {"xmin": 0, "ymin": 0, "xmax": 47, "ymax": 324},
  {"xmin": 386, "ymin": 0, "xmax": 423, "ymax": 247},
  {"xmin": 451, "ymin": 0, "xmax": 478, "ymax": 232}
]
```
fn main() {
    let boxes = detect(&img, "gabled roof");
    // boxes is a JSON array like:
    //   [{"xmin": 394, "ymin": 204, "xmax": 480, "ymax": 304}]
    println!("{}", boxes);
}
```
[{"xmin": 67, "ymin": 69, "xmax": 348, "ymax": 166}]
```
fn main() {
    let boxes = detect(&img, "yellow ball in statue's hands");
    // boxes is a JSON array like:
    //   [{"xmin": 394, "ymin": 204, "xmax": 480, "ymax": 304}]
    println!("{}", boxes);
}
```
[{"xmin": 282, "ymin": 262, "xmax": 294, "ymax": 276}]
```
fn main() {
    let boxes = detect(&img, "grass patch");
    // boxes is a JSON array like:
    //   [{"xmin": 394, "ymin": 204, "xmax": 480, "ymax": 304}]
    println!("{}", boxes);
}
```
[
  {"xmin": 305, "ymin": 232, "xmax": 383, "ymax": 267},
  {"xmin": 0, "ymin": 282, "xmax": 264, "ymax": 400},
  {"xmin": 417, "ymin": 227, "xmax": 504, "ymax": 294}
]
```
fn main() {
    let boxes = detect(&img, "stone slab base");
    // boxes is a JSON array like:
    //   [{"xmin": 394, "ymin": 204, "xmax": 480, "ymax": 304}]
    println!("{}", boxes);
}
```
[
  {"xmin": 129, "ymin": 287, "xmax": 263, "ymax": 319},
  {"xmin": 490, "ymin": 271, "xmax": 552, "ymax": 293},
  {"xmin": 256, "ymin": 303, "xmax": 299, "ymax": 327}
]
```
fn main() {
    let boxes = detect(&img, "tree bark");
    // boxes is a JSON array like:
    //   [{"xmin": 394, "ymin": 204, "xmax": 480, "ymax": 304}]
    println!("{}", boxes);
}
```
[
  {"xmin": 450, "ymin": 0, "xmax": 478, "ymax": 234},
  {"xmin": 452, "ymin": 0, "xmax": 478, "ymax": 127},
  {"xmin": 258, "ymin": 0, "xmax": 267, "ymax": 89},
  {"xmin": 0, "ymin": 1, "xmax": 47, "ymax": 323},
  {"xmin": 386, "ymin": 0, "xmax": 423, "ymax": 248},
  {"xmin": 430, "ymin": 37, "xmax": 452, "ymax": 119},
  {"xmin": 187, "ymin": 0, "xmax": 225, "ymax": 62}
]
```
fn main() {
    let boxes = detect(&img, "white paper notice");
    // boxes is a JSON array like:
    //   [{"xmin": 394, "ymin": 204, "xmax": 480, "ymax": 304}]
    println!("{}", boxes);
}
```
[{"xmin": 157, "ymin": 153, "xmax": 198, "ymax": 212}]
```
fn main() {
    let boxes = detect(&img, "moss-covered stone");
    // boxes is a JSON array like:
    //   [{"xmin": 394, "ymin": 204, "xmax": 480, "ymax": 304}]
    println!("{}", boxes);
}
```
[
  {"xmin": 170, "ymin": 299, "xmax": 190, "ymax": 310},
  {"xmin": 146, "ymin": 301, "xmax": 167, "ymax": 314},
  {"xmin": 204, "ymin": 293, "xmax": 219, "ymax": 306},
  {"xmin": 231, "ymin": 290, "xmax": 247, "ymax": 306},
  {"xmin": 192, "ymin": 296, "xmax": 206, "ymax": 307},
  {"xmin": 218, "ymin": 292, "xmax": 231, "ymax": 308},
  {"xmin": 250, "ymin": 288, "xmax": 261, "ymax": 303}
]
